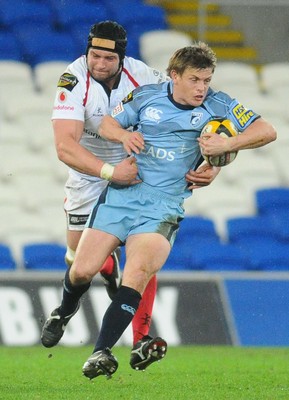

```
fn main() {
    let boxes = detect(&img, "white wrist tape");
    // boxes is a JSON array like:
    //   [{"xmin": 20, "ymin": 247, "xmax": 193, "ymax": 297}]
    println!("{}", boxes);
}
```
[{"xmin": 100, "ymin": 163, "xmax": 115, "ymax": 181}]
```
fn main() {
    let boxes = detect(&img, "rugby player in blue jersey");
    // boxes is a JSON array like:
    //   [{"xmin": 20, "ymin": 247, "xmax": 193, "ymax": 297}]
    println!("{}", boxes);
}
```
[{"xmin": 44, "ymin": 42, "xmax": 277, "ymax": 380}]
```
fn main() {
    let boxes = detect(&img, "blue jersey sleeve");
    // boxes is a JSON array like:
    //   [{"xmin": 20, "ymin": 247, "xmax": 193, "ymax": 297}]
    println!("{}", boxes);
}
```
[
  {"xmin": 111, "ymin": 87, "xmax": 143, "ymax": 129},
  {"xmin": 228, "ymin": 100, "xmax": 260, "ymax": 132}
]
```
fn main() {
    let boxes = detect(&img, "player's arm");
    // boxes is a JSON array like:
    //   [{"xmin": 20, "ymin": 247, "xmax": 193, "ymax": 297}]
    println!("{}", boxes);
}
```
[
  {"xmin": 231, "ymin": 117, "xmax": 277, "ymax": 150},
  {"xmin": 198, "ymin": 117, "xmax": 276, "ymax": 156},
  {"xmin": 54, "ymin": 119, "xmax": 104, "ymax": 175},
  {"xmin": 99, "ymin": 115, "xmax": 145, "ymax": 155},
  {"xmin": 53, "ymin": 118, "xmax": 139, "ymax": 184}
]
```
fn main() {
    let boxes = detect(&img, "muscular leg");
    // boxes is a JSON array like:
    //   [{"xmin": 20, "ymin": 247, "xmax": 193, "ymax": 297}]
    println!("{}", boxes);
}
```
[
  {"xmin": 92, "ymin": 233, "xmax": 170, "ymax": 352},
  {"xmin": 66, "ymin": 228, "xmax": 158, "ymax": 345}
]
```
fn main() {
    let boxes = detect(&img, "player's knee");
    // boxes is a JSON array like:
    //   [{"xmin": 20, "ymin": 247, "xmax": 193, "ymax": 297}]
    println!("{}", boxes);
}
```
[{"xmin": 70, "ymin": 261, "xmax": 95, "ymax": 285}]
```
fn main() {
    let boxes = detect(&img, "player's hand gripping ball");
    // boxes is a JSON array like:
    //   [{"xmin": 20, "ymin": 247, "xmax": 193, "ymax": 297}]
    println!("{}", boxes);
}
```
[{"xmin": 200, "ymin": 118, "xmax": 239, "ymax": 167}]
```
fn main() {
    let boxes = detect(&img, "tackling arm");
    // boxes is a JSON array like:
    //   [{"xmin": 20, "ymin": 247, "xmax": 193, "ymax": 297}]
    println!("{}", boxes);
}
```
[
  {"xmin": 53, "ymin": 119, "xmax": 105, "ymax": 176},
  {"xmin": 53, "ymin": 119, "xmax": 139, "ymax": 184}
]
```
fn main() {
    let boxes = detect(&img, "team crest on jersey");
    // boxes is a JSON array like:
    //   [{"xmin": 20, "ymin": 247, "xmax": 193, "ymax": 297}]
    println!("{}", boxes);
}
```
[
  {"xmin": 190, "ymin": 112, "xmax": 203, "ymax": 126},
  {"xmin": 122, "ymin": 92, "xmax": 133, "ymax": 104},
  {"xmin": 112, "ymin": 102, "xmax": 124, "ymax": 116},
  {"xmin": 232, "ymin": 103, "xmax": 255, "ymax": 128},
  {"xmin": 57, "ymin": 73, "xmax": 79, "ymax": 91}
]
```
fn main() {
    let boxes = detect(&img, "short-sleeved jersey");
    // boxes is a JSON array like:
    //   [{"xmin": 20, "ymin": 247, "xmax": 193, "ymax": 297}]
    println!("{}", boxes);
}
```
[
  {"xmin": 112, "ymin": 80, "xmax": 260, "ymax": 200},
  {"xmin": 52, "ymin": 55, "xmax": 168, "ymax": 182}
]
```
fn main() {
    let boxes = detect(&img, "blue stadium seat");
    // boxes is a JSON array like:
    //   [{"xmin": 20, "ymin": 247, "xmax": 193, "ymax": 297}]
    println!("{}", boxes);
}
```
[
  {"xmin": 52, "ymin": 1, "xmax": 110, "ymax": 32},
  {"xmin": 162, "ymin": 241, "xmax": 195, "ymax": 271},
  {"xmin": 0, "ymin": 244, "xmax": 16, "ymax": 270},
  {"xmin": 0, "ymin": 2, "xmax": 53, "ymax": 31},
  {"xmin": 161, "ymin": 217, "xmax": 221, "ymax": 271},
  {"xmin": 107, "ymin": 2, "xmax": 167, "ymax": 31},
  {"xmin": 226, "ymin": 215, "xmax": 277, "ymax": 244},
  {"xmin": 191, "ymin": 242, "xmax": 249, "ymax": 271},
  {"xmin": 245, "ymin": 242, "xmax": 289, "ymax": 271},
  {"xmin": 23, "ymin": 243, "xmax": 67, "ymax": 270},
  {"xmin": 256, "ymin": 187, "xmax": 289, "ymax": 217},
  {"xmin": 0, "ymin": 32, "xmax": 22, "ymax": 62},
  {"xmin": 18, "ymin": 28, "xmax": 80, "ymax": 67},
  {"xmin": 125, "ymin": 31, "xmax": 142, "ymax": 59},
  {"xmin": 178, "ymin": 216, "xmax": 220, "ymax": 243}
]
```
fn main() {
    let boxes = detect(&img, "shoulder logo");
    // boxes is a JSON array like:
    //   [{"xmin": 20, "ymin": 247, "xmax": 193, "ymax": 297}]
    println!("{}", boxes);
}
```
[
  {"xmin": 145, "ymin": 106, "xmax": 163, "ymax": 122},
  {"xmin": 57, "ymin": 73, "xmax": 79, "ymax": 92},
  {"xmin": 122, "ymin": 92, "xmax": 133, "ymax": 104},
  {"xmin": 232, "ymin": 103, "xmax": 255, "ymax": 128}
]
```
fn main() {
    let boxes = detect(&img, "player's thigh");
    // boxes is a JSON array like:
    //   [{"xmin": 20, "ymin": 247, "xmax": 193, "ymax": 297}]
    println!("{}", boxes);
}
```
[{"xmin": 122, "ymin": 233, "xmax": 171, "ymax": 293}]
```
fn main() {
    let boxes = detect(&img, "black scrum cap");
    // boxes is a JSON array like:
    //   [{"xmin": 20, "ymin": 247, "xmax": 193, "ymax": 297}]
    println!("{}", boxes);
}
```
[{"xmin": 86, "ymin": 20, "xmax": 127, "ymax": 61}]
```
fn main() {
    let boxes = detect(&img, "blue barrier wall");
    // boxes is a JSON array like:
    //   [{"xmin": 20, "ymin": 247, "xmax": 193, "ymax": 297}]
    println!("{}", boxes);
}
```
[{"xmin": 225, "ymin": 279, "xmax": 289, "ymax": 346}]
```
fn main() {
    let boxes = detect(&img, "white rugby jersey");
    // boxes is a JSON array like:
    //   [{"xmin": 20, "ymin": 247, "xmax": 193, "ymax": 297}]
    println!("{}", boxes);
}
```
[{"xmin": 52, "ymin": 55, "xmax": 168, "ymax": 181}]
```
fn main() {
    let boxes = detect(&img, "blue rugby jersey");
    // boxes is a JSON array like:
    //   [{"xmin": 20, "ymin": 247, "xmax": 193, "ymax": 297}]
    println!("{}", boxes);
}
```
[{"xmin": 112, "ymin": 80, "xmax": 260, "ymax": 199}]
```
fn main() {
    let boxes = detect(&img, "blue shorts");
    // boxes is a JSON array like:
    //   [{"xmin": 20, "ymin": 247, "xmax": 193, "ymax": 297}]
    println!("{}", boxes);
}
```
[{"xmin": 87, "ymin": 183, "xmax": 185, "ymax": 246}]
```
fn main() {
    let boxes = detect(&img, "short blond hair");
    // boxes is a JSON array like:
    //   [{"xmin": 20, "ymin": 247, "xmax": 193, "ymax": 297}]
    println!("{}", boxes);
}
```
[{"xmin": 167, "ymin": 41, "xmax": 217, "ymax": 77}]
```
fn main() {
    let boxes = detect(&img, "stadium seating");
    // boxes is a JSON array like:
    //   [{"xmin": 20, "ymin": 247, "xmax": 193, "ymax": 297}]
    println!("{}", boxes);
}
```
[
  {"xmin": 255, "ymin": 187, "xmax": 289, "ymax": 217},
  {"xmin": 191, "ymin": 242, "xmax": 249, "ymax": 271},
  {"xmin": 23, "ymin": 243, "xmax": 67, "ymax": 270},
  {"xmin": 0, "ymin": 2, "xmax": 53, "ymax": 32},
  {"xmin": 0, "ymin": 244, "xmax": 16, "ymax": 270},
  {"xmin": 179, "ymin": 216, "xmax": 219, "ymax": 240},
  {"xmin": 18, "ymin": 28, "xmax": 80, "ymax": 67},
  {"xmin": 162, "ymin": 241, "xmax": 196, "ymax": 271},
  {"xmin": 52, "ymin": 2, "xmax": 110, "ymax": 33},
  {"xmin": 212, "ymin": 61, "xmax": 261, "ymax": 104},
  {"xmin": 226, "ymin": 215, "xmax": 277, "ymax": 244},
  {"xmin": 245, "ymin": 242, "xmax": 289, "ymax": 271},
  {"xmin": 33, "ymin": 61, "xmax": 68, "ymax": 99},
  {"xmin": 0, "ymin": 32, "xmax": 22, "ymax": 62},
  {"xmin": 261, "ymin": 62, "xmax": 289, "ymax": 98},
  {"xmin": 140, "ymin": 29, "xmax": 192, "ymax": 72}
]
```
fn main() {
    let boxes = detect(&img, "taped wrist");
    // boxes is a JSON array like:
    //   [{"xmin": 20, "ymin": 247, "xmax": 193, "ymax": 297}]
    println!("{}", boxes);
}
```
[{"xmin": 100, "ymin": 163, "xmax": 115, "ymax": 181}]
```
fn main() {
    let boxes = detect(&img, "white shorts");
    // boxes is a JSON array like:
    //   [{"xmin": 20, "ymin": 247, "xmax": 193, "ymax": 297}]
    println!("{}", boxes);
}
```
[{"xmin": 64, "ymin": 174, "xmax": 108, "ymax": 231}]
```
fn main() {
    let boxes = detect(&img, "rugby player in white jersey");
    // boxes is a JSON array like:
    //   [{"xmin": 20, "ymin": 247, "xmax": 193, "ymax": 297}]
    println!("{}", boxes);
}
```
[{"xmin": 41, "ymin": 21, "xmax": 220, "ymax": 370}]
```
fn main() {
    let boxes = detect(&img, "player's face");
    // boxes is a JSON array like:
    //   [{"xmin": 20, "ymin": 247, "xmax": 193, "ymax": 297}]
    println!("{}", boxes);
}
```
[
  {"xmin": 87, "ymin": 48, "xmax": 120, "ymax": 86},
  {"xmin": 171, "ymin": 67, "xmax": 213, "ymax": 107}
]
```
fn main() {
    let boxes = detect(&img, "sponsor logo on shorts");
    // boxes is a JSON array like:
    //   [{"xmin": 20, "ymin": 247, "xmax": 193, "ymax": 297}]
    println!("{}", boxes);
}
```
[
  {"xmin": 69, "ymin": 214, "xmax": 89, "ymax": 226},
  {"xmin": 57, "ymin": 73, "xmax": 79, "ymax": 91}
]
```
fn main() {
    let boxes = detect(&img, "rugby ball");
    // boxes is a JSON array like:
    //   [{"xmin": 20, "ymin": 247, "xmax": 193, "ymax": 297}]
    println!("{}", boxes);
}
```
[{"xmin": 200, "ymin": 118, "xmax": 239, "ymax": 167}]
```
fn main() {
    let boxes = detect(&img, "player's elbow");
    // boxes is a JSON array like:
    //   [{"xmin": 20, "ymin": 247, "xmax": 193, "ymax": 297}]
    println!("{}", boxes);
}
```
[
  {"xmin": 269, "ymin": 125, "xmax": 277, "ymax": 143},
  {"xmin": 55, "ymin": 140, "xmax": 68, "ymax": 163}
]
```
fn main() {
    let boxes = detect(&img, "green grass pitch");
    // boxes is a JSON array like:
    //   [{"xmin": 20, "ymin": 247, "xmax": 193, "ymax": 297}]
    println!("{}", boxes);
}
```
[{"xmin": 1, "ymin": 346, "xmax": 289, "ymax": 399}]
